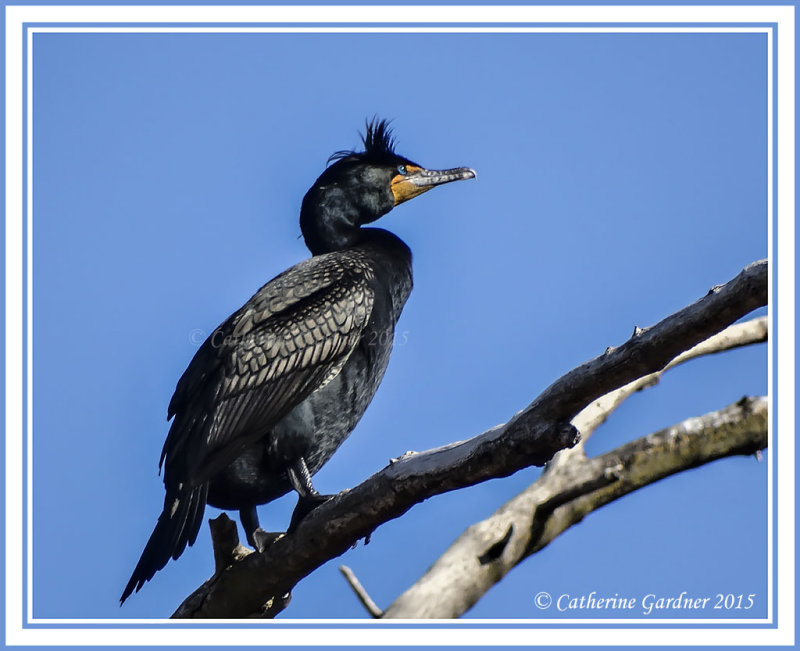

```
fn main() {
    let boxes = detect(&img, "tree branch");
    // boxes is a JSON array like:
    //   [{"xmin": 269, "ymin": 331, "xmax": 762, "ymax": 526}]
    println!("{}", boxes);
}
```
[
  {"xmin": 172, "ymin": 259, "xmax": 766, "ymax": 618},
  {"xmin": 338, "ymin": 565, "xmax": 383, "ymax": 618},
  {"xmin": 381, "ymin": 395, "xmax": 768, "ymax": 618},
  {"xmin": 378, "ymin": 316, "xmax": 767, "ymax": 618},
  {"xmin": 552, "ymin": 314, "xmax": 767, "ymax": 473}
]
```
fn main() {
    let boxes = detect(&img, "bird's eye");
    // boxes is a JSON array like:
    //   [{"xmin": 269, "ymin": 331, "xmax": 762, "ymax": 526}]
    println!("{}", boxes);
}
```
[{"xmin": 397, "ymin": 164, "xmax": 408, "ymax": 175}]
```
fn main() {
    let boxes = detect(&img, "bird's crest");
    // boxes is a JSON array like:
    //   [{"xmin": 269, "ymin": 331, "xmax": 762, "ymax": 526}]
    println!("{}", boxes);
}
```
[
  {"xmin": 327, "ymin": 118, "xmax": 397, "ymax": 165},
  {"xmin": 362, "ymin": 118, "xmax": 396, "ymax": 156}
]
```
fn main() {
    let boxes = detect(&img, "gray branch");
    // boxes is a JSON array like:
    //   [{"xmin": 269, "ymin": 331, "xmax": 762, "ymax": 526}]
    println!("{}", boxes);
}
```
[
  {"xmin": 339, "ymin": 565, "xmax": 384, "ymax": 618},
  {"xmin": 345, "ymin": 317, "xmax": 766, "ymax": 617},
  {"xmin": 381, "ymin": 395, "xmax": 767, "ymax": 618},
  {"xmin": 554, "ymin": 314, "xmax": 768, "ymax": 471},
  {"xmin": 172, "ymin": 259, "xmax": 766, "ymax": 618}
]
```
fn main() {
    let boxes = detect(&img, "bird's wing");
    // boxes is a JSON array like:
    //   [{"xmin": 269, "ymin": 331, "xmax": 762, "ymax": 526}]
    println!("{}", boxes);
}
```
[{"xmin": 161, "ymin": 251, "xmax": 375, "ymax": 485}]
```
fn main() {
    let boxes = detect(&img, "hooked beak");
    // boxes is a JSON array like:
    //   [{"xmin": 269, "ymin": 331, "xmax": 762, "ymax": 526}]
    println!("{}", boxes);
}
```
[{"xmin": 391, "ymin": 165, "xmax": 476, "ymax": 206}]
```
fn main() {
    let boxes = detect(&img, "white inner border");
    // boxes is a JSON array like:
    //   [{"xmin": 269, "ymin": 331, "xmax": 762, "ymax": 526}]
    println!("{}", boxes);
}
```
[{"xmin": 5, "ymin": 4, "xmax": 794, "ymax": 647}]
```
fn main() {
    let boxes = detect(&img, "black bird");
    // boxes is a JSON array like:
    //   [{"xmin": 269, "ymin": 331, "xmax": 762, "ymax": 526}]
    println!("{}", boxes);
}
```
[{"xmin": 120, "ymin": 119, "xmax": 475, "ymax": 604}]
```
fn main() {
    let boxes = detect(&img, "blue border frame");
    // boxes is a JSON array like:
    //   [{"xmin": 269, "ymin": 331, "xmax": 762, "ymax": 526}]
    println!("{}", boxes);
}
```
[
  {"xmin": 769, "ymin": 11, "xmax": 780, "ymax": 633},
  {"xmin": 1, "ymin": 0, "xmax": 798, "ymax": 6},
  {"xmin": 9, "ymin": 12, "xmax": 781, "ymax": 636}
]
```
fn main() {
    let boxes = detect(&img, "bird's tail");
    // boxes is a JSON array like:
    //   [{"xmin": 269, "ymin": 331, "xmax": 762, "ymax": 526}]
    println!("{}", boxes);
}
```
[{"xmin": 120, "ymin": 482, "xmax": 208, "ymax": 604}]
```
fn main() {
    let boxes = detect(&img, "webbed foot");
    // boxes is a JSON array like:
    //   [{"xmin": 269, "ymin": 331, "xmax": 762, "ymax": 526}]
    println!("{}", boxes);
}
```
[{"xmin": 288, "ymin": 492, "xmax": 333, "ymax": 532}]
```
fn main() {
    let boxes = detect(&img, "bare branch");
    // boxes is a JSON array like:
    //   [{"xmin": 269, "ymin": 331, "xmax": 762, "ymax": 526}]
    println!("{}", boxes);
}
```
[
  {"xmin": 379, "ymin": 316, "xmax": 767, "ymax": 619},
  {"xmin": 339, "ymin": 565, "xmax": 383, "ymax": 618},
  {"xmin": 209, "ymin": 514, "xmax": 253, "ymax": 574},
  {"xmin": 381, "ymin": 396, "xmax": 768, "ymax": 618},
  {"xmin": 172, "ymin": 259, "xmax": 766, "ymax": 618},
  {"xmin": 550, "ymin": 315, "xmax": 767, "ymax": 473},
  {"xmin": 520, "ymin": 260, "xmax": 766, "ymax": 425}
]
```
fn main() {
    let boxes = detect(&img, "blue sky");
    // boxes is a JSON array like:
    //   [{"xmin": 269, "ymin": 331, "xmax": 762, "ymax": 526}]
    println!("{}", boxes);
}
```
[{"xmin": 28, "ymin": 27, "xmax": 768, "ymax": 623}]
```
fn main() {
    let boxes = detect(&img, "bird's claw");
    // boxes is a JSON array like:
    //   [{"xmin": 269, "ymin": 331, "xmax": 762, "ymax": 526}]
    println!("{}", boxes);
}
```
[{"xmin": 288, "ymin": 493, "xmax": 334, "ymax": 532}]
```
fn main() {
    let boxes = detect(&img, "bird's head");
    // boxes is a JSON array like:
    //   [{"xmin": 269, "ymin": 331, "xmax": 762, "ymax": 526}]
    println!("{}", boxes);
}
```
[{"xmin": 300, "ymin": 119, "xmax": 476, "ymax": 254}]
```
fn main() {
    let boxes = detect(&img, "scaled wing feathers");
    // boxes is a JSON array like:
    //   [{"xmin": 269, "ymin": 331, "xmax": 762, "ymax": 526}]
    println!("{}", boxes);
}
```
[{"xmin": 161, "ymin": 252, "xmax": 375, "ymax": 485}]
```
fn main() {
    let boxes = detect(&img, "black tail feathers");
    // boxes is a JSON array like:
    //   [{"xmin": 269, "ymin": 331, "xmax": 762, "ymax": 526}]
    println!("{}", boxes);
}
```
[{"xmin": 120, "ymin": 483, "xmax": 208, "ymax": 604}]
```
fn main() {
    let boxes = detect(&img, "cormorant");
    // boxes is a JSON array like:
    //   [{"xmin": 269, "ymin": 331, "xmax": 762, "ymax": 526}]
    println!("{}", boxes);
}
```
[{"xmin": 120, "ymin": 119, "xmax": 475, "ymax": 604}]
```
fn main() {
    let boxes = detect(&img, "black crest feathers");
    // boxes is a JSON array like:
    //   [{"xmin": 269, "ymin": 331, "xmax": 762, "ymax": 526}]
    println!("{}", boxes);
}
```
[
  {"xmin": 362, "ymin": 118, "xmax": 396, "ymax": 156},
  {"xmin": 327, "ymin": 117, "xmax": 397, "ymax": 166}
]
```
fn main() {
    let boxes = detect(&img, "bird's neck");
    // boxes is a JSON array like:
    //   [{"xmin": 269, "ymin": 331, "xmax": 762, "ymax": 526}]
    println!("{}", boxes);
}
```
[
  {"xmin": 300, "ymin": 186, "xmax": 391, "ymax": 255},
  {"xmin": 300, "ymin": 211, "xmax": 358, "ymax": 255},
  {"xmin": 299, "ymin": 186, "xmax": 352, "ymax": 255}
]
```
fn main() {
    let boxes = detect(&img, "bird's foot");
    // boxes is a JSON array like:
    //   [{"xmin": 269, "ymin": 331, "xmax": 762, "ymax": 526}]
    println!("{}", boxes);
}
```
[
  {"xmin": 288, "ymin": 492, "xmax": 333, "ymax": 532},
  {"xmin": 250, "ymin": 527, "xmax": 283, "ymax": 553}
]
